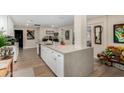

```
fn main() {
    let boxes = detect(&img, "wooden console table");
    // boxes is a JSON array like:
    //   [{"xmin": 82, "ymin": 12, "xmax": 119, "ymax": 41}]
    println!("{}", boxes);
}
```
[{"xmin": 0, "ymin": 57, "xmax": 13, "ymax": 77}]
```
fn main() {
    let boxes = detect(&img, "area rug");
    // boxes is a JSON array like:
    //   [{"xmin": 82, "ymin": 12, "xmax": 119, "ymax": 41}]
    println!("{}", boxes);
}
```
[
  {"xmin": 33, "ymin": 65, "xmax": 55, "ymax": 77},
  {"xmin": 13, "ymin": 68, "xmax": 35, "ymax": 77}
]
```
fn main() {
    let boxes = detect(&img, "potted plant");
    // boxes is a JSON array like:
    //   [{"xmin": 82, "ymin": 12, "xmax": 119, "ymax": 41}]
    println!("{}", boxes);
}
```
[
  {"xmin": 0, "ymin": 32, "xmax": 7, "ymax": 48},
  {"xmin": 6, "ymin": 36, "xmax": 16, "ymax": 45},
  {"xmin": 0, "ymin": 32, "xmax": 7, "ymax": 60}
]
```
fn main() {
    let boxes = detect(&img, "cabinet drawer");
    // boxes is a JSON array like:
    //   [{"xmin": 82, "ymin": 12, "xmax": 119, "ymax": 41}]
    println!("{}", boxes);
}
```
[
  {"xmin": 40, "ymin": 45, "xmax": 64, "ymax": 77},
  {"xmin": 54, "ymin": 51, "xmax": 63, "ymax": 58}
]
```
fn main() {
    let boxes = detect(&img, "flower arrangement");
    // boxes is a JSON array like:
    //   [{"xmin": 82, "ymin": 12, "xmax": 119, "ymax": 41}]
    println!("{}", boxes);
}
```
[{"xmin": 103, "ymin": 46, "xmax": 124, "ymax": 61}]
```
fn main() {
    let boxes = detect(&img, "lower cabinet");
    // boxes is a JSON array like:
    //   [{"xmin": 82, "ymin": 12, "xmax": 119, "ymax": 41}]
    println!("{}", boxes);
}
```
[
  {"xmin": 49, "ymin": 53, "xmax": 57, "ymax": 74},
  {"xmin": 56, "ymin": 54, "xmax": 64, "ymax": 76},
  {"xmin": 40, "ymin": 44, "xmax": 94, "ymax": 77},
  {"xmin": 40, "ymin": 45, "xmax": 64, "ymax": 77}
]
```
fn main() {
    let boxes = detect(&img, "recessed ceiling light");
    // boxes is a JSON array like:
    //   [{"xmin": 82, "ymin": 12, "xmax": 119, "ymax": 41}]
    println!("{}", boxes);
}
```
[{"xmin": 27, "ymin": 24, "xmax": 29, "ymax": 26}]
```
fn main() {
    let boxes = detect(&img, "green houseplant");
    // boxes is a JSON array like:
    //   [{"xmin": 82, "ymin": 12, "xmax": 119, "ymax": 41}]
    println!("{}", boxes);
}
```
[
  {"xmin": 0, "ymin": 32, "xmax": 14, "ymax": 60},
  {"xmin": 6, "ymin": 36, "xmax": 16, "ymax": 45},
  {"xmin": 0, "ymin": 32, "xmax": 7, "ymax": 48}
]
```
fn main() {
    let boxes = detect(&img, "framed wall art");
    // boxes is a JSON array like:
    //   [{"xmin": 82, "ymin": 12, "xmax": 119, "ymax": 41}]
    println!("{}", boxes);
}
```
[
  {"xmin": 114, "ymin": 24, "xmax": 124, "ymax": 43},
  {"xmin": 94, "ymin": 25, "xmax": 102, "ymax": 44},
  {"xmin": 27, "ymin": 30, "xmax": 35, "ymax": 40},
  {"xmin": 65, "ymin": 30, "xmax": 70, "ymax": 40}
]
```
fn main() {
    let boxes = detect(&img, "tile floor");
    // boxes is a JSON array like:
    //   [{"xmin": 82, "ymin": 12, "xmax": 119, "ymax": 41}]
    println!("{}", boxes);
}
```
[
  {"xmin": 13, "ymin": 48, "xmax": 124, "ymax": 77},
  {"xmin": 90, "ymin": 59, "xmax": 124, "ymax": 77},
  {"xmin": 14, "ymin": 48, "xmax": 55, "ymax": 77}
]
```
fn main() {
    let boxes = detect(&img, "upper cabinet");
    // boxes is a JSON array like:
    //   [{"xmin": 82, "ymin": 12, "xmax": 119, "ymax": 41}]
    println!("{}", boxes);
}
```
[
  {"xmin": 0, "ymin": 15, "xmax": 14, "ymax": 36},
  {"xmin": 0, "ymin": 16, "xmax": 7, "ymax": 33},
  {"xmin": 7, "ymin": 16, "xmax": 14, "ymax": 36}
]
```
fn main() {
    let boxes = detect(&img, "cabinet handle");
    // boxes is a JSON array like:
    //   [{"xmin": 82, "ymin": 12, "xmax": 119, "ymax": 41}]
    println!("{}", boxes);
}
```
[
  {"xmin": 58, "ymin": 55, "xmax": 61, "ymax": 57},
  {"xmin": 54, "ymin": 58, "xmax": 56, "ymax": 60},
  {"xmin": 51, "ymin": 51, "xmax": 54, "ymax": 53}
]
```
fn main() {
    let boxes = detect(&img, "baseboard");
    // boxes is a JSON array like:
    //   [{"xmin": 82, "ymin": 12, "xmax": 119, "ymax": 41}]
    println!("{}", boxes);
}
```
[{"xmin": 23, "ymin": 46, "xmax": 36, "ymax": 49}]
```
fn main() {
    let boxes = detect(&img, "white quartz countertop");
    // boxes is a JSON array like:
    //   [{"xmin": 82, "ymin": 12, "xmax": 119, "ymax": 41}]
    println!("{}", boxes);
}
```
[{"xmin": 37, "ymin": 42, "xmax": 92, "ymax": 54}]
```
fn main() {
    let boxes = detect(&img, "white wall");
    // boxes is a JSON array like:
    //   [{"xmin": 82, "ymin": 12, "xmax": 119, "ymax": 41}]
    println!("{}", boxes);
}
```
[
  {"xmin": 14, "ymin": 27, "xmax": 39, "ymax": 49},
  {"xmin": 88, "ymin": 16, "xmax": 107, "ymax": 57},
  {"xmin": 37, "ymin": 25, "xmax": 74, "ymax": 45},
  {"xmin": 14, "ymin": 26, "xmax": 73, "ymax": 49},
  {"xmin": 38, "ymin": 27, "xmax": 58, "ymax": 40},
  {"xmin": 58, "ymin": 25, "xmax": 73, "ymax": 45},
  {"xmin": 88, "ymin": 15, "xmax": 124, "ymax": 57}
]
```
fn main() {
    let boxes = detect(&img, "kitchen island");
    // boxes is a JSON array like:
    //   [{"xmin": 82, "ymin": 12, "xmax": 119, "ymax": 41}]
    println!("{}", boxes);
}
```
[{"xmin": 37, "ymin": 43, "xmax": 94, "ymax": 77}]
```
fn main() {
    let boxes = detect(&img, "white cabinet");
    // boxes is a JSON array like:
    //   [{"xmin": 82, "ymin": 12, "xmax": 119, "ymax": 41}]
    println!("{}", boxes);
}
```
[
  {"xmin": 0, "ymin": 16, "xmax": 14, "ymax": 36},
  {"xmin": 7, "ymin": 16, "xmax": 14, "ymax": 36},
  {"xmin": 0, "ymin": 16, "xmax": 7, "ymax": 33},
  {"xmin": 56, "ymin": 53, "xmax": 64, "ymax": 77},
  {"xmin": 41, "ymin": 46, "xmax": 47, "ymax": 62},
  {"xmin": 51, "ymin": 50, "xmax": 64, "ymax": 76},
  {"xmin": 40, "ymin": 45, "xmax": 64, "ymax": 77},
  {"xmin": 40, "ymin": 44, "xmax": 93, "ymax": 77},
  {"xmin": 49, "ymin": 51, "xmax": 57, "ymax": 74}
]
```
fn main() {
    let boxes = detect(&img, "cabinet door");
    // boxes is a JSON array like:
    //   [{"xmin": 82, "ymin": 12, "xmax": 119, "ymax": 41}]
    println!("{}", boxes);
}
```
[
  {"xmin": 41, "ymin": 46, "xmax": 46, "ymax": 61},
  {"xmin": 45, "ymin": 48, "xmax": 51, "ymax": 66},
  {"xmin": 7, "ymin": 16, "xmax": 14, "ymax": 36},
  {"xmin": 40, "ymin": 46, "xmax": 64, "ymax": 76},
  {"xmin": 40, "ymin": 45, "xmax": 43, "ymax": 58},
  {"xmin": 56, "ymin": 54, "xmax": 64, "ymax": 77},
  {"xmin": 49, "ymin": 51, "xmax": 57, "ymax": 74},
  {"xmin": 43, "ymin": 49, "xmax": 48, "ymax": 63},
  {"xmin": 0, "ymin": 16, "xmax": 7, "ymax": 33}
]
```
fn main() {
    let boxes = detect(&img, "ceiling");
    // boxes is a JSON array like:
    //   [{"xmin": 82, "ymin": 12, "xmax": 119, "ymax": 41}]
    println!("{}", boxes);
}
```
[
  {"xmin": 10, "ymin": 15, "xmax": 74, "ymax": 28},
  {"xmin": 87, "ymin": 15, "xmax": 105, "ymax": 19},
  {"xmin": 10, "ymin": 15, "xmax": 105, "ymax": 28}
]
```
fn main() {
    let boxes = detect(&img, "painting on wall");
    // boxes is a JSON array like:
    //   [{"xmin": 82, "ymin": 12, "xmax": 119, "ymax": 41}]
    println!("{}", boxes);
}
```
[
  {"xmin": 27, "ymin": 30, "xmax": 35, "ymax": 40},
  {"xmin": 94, "ymin": 25, "xmax": 102, "ymax": 44},
  {"xmin": 65, "ymin": 30, "xmax": 70, "ymax": 40},
  {"xmin": 114, "ymin": 24, "xmax": 124, "ymax": 43}
]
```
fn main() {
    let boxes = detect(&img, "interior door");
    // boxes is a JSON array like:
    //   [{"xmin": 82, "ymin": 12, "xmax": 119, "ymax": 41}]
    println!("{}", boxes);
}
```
[{"xmin": 14, "ymin": 30, "xmax": 23, "ymax": 48}]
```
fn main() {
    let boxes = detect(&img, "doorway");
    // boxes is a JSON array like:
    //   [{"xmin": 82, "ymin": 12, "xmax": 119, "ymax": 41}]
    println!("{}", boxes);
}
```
[{"xmin": 14, "ymin": 30, "xmax": 23, "ymax": 48}]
